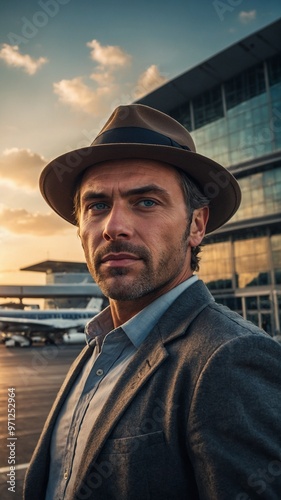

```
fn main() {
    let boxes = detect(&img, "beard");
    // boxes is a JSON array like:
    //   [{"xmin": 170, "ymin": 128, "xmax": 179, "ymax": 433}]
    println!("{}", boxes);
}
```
[{"xmin": 86, "ymin": 231, "xmax": 189, "ymax": 301}]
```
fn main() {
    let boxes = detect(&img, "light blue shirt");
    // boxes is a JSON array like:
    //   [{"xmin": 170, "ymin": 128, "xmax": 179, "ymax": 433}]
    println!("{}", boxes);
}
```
[{"xmin": 45, "ymin": 275, "xmax": 198, "ymax": 500}]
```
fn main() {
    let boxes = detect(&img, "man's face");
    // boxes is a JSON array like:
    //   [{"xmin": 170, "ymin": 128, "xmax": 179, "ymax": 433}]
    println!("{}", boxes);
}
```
[{"xmin": 78, "ymin": 159, "xmax": 205, "ymax": 303}]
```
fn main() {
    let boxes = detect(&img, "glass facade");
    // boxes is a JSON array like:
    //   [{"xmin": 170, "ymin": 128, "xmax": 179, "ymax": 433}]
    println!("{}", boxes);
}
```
[
  {"xmin": 231, "ymin": 165, "xmax": 281, "ymax": 222},
  {"xmin": 268, "ymin": 54, "xmax": 281, "ymax": 151},
  {"xmin": 272, "ymin": 232, "xmax": 281, "ymax": 284},
  {"xmin": 198, "ymin": 228, "xmax": 281, "ymax": 334},
  {"xmin": 193, "ymin": 87, "xmax": 224, "ymax": 129},
  {"xmin": 170, "ymin": 55, "xmax": 281, "ymax": 167},
  {"xmin": 199, "ymin": 240, "xmax": 232, "ymax": 290},
  {"xmin": 199, "ymin": 230, "xmax": 276, "ymax": 291},
  {"xmin": 168, "ymin": 51, "xmax": 281, "ymax": 336},
  {"xmin": 233, "ymin": 235, "xmax": 270, "ymax": 288}
]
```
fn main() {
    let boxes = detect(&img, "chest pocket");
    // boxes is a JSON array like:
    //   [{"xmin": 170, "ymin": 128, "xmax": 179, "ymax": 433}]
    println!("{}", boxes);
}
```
[
  {"xmin": 104, "ymin": 429, "xmax": 164, "ymax": 457},
  {"xmin": 81, "ymin": 431, "xmax": 166, "ymax": 499}
]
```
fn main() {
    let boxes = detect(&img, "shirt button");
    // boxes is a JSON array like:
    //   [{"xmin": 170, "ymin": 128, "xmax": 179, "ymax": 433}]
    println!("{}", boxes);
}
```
[
  {"xmin": 96, "ymin": 368, "xmax": 104, "ymax": 376},
  {"xmin": 64, "ymin": 471, "xmax": 68, "ymax": 480}
]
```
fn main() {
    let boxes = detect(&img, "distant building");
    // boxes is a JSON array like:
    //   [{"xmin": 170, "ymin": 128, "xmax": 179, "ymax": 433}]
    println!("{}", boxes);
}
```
[
  {"xmin": 21, "ymin": 260, "xmax": 94, "ymax": 309},
  {"xmin": 137, "ymin": 19, "xmax": 281, "ymax": 335}
]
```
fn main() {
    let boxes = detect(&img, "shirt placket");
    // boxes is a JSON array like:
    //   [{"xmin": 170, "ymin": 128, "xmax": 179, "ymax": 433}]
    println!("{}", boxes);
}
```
[{"xmin": 62, "ymin": 329, "xmax": 128, "ymax": 497}]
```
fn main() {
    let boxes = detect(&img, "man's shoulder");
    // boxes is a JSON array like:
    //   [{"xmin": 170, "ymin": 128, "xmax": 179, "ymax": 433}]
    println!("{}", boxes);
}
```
[
  {"xmin": 189, "ymin": 298, "xmax": 271, "ymax": 353},
  {"xmin": 207, "ymin": 300, "xmax": 263, "ymax": 335},
  {"xmin": 161, "ymin": 281, "xmax": 274, "ymax": 360},
  {"xmin": 163, "ymin": 289, "xmax": 281, "ymax": 388},
  {"xmin": 171, "ymin": 280, "xmax": 266, "ymax": 339}
]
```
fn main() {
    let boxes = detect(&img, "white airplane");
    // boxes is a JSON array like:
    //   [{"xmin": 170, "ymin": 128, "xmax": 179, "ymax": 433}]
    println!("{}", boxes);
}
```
[{"xmin": 0, "ymin": 298, "xmax": 102, "ymax": 347}]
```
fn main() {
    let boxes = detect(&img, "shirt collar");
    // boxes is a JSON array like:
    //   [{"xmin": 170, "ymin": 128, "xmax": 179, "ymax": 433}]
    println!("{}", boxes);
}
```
[
  {"xmin": 85, "ymin": 275, "xmax": 198, "ymax": 348},
  {"xmin": 85, "ymin": 306, "xmax": 114, "ymax": 347}
]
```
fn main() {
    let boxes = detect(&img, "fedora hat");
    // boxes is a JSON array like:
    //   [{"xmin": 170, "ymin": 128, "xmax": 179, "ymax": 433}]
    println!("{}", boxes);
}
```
[{"xmin": 39, "ymin": 104, "xmax": 241, "ymax": 233}]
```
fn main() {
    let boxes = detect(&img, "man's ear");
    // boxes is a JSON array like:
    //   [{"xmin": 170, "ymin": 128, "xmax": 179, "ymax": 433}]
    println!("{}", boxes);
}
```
[{"xmin": 189, "ymin": 206, "xmax": 209, "ymax": 247}]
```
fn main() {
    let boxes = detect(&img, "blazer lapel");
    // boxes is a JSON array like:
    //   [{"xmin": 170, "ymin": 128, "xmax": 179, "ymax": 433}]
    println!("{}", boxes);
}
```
[{"xmin": 74, "ymin": 325, "xmax": 168, "ymax": 488}]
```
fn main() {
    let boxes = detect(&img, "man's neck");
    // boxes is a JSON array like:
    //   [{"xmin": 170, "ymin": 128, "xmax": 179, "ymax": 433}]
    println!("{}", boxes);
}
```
[{"xmin": 109, "ymin": 274, "xmax": 194, "ymax": 328}]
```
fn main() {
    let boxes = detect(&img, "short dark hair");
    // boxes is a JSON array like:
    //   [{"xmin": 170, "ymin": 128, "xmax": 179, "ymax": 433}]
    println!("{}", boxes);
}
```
[{"xmin": 73, "ymin": 165, "xmax": 210, "ymax": 272}]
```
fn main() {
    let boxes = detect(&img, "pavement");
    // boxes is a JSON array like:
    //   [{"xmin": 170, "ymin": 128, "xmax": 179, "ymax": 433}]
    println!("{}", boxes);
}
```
[{"xmin": 0, "ymin": 343, "xmax": 83, "ymax": 500}]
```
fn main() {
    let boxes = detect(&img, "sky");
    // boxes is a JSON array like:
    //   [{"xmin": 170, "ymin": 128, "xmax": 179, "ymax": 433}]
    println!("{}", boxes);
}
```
[{"xmin": 0, "ymin": 0, "xmax": 281, "ymax": 289}]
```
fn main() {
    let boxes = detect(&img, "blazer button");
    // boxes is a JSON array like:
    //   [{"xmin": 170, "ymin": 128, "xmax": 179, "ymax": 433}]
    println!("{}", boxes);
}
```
[{"xmin": 96, "ymin": 368, "xmax": 104, "ymax": 376}]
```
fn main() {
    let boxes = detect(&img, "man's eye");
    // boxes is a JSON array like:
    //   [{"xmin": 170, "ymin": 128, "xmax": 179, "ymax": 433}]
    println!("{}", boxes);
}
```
[
  {"xmin": 138, "ymin": 199, "xmax": 156, "ymax": 207},
  {"xmin": 89, "ymin": 202, "xmax": 108, "ymax": 210}
]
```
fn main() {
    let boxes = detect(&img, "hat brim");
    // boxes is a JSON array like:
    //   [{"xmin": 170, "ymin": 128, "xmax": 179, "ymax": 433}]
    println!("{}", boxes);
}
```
[{"xmin": 40, "ymin": 143, "xmax": 241, "ymax": 234}]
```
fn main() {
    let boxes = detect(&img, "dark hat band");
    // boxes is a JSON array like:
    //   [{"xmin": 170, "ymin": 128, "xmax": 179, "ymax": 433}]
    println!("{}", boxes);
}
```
[{"xmin": 93, "ymin": 126, "xmax": 191, "ymax": 151}]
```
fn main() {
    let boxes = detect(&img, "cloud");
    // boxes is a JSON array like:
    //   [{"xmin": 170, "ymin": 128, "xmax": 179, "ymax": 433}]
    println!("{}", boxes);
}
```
[
  {"xmin": 134, "ymin": 65, "xmax": 167, "ymax": 99},
  {"xmin": 53, "ymin": 77, "xmax": 114, "ymax": 115},
  {"xmin": 53, "ymin": 40, "xmax": 129, "ymax": 115},
  {"xmin": 53, "ymin": 40, "xmax": 166, "ymax": 116},
  {"xmin": 90, "ymin": 70, "xmax": 115, "ymax": 86},
  {"xmin": 0, "ymin": 44, "xmax": 48, "ymax": 74},
  {"xmin": 239, "ymin": 10, "xmax": 256, "ymax": 24},
  {"xmin": 86, "ymin": 40, "xmax": 131, "ymax": 67},
  {"xmin": 0, "ymin": 207, "xmax": 70, "ymax": 235},
  {"xmin": 0, "ymin": 148, "xmax": 47, "ymax": 188}
]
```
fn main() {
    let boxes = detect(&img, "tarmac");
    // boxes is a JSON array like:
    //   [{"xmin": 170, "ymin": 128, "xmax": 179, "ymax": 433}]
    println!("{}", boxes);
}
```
[{"xmin": 0, "ymin": 342, "xmax": 83, "ymax": 500}]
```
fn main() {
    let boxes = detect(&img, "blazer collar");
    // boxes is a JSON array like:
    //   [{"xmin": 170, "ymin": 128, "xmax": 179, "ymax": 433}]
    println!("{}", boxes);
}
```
[{"xmin": 157, "ymin": 279, "xmax": 214, "ymax": 344}]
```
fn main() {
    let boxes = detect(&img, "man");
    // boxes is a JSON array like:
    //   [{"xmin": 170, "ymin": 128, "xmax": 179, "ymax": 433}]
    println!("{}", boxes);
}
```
[{"xmin": 24, "ymin": 104, "xmax": 281, "ymax": 499}]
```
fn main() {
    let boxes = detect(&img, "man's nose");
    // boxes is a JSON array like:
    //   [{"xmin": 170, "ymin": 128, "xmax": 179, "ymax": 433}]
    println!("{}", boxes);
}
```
[{"xmin": 102, "ymin": 205, "xmax": 133, "ymax": 241}]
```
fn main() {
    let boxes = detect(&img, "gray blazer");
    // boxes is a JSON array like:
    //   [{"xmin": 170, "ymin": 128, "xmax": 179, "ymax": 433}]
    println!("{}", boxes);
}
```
[{"xmin": 23, "ymin": 280, "xmax": 281, "ymax": 499}]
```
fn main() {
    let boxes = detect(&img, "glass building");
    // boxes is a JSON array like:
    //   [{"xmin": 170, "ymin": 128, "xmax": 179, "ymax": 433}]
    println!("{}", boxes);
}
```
[{"xmin": 137, "ymin": 19, "xmax": 281, "ymax": 336}]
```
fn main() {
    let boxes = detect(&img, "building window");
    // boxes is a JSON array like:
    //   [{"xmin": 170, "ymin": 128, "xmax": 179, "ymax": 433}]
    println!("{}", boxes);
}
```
[
  {"xmin": 267, "ymin": 54, "xmax": 281, "ymax": 151},
  {"xmin": 215, "ymin": 296, "xmax": 242, "ymax": 314},
  {"xmin": 244, "ymin": 295, "xmax": 273, "ymax": 333},
  {"xmin": 234, "ymin": 236, "xmax": 270, "ymax": 288},
  {"xmin": 193, "ymin": 86, "xmax": 224, "ymax": 129},
  {"xmin": 271, "ymin": 234, "xmax": 281, "ymax": 284},
  {"xmin": 268, "ymin": 54, "xmax": 281, "ymax": 87},
  {"xmin": 170, "ymin": 103, "xmax": 192, "ymax": 131},
  {"xmin": 225, "ymin": 63, "xmax": 266, "ymax": 110},
  {"xmin": 199, "ymin": 240, "xmax": 233, "ymax": 289},
  {"xmin": 231, "ymin": 165, "xmax": 281, "ymax": 223}
]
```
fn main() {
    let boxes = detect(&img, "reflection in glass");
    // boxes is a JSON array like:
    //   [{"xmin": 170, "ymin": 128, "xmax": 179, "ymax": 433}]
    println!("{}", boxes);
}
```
[
  {"xmin": 225, "ymin": 63, "xmax": 265, "ymax": 110},
  {"xmin": 234, "ymin": 237, "xmax": 270, "ymax": 288},
  {"xmin": 167, "ymin": 53, "xmax": 281, "ymax": 336},
  {"xmin": 272, "ymin": 234, "xmax": 281, "ymax": 284},
  {"xmin": 172, "ymin": 56, "xmax": 281, "ymax": 167},
  {"xmin": 199, "ymin": 241, "xmax": 232, "ymax": 289},
  {"xmin": 232, "ymin": 166, "xmax": 281, "ymax": 223},
  {"xmin": 193, "ymin": 87, "xmax": 223, "ymax": 129}
]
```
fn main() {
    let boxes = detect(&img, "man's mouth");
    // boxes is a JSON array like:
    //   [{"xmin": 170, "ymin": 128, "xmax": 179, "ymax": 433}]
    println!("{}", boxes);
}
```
[{"xmin": 100, "ymin": 253, "xmax": 141, "ymax": 267}]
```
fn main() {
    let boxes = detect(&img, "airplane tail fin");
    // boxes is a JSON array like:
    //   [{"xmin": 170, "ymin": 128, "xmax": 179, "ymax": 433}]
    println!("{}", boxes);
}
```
[{"xmin": 86, "ymin": 297, "xmax": 103, "ymax": 310}]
